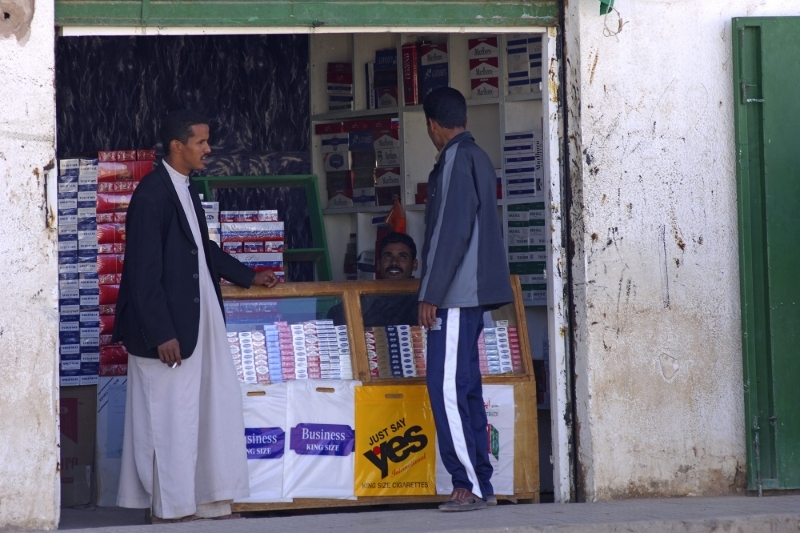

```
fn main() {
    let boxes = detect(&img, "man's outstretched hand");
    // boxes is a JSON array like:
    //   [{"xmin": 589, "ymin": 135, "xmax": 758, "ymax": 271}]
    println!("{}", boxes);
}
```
[{"xmin": 253, "ymin": 270, "xmax": 279, "ymax": 288}]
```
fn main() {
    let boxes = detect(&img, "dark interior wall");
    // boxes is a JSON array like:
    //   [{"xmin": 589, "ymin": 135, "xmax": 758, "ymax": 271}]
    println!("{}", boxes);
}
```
[{"xmin": 55, "ymin": 35, "xmax": 315, "ymax": 281}]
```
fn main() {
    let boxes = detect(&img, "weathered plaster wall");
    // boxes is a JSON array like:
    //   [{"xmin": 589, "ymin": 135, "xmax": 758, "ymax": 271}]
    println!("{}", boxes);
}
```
[
  {"xmin": 0, "ymin": 0, "xmax": 59, "ymax": 529},
  {"xmin": 564, "ymin": 0, "xmax": 798, "ymax": 500}
]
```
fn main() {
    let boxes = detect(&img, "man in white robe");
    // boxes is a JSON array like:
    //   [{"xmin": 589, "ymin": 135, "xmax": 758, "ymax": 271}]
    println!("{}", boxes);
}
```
[{"xmin": 112, "ymin": 110, "xmax": 278, "ymax": 522}]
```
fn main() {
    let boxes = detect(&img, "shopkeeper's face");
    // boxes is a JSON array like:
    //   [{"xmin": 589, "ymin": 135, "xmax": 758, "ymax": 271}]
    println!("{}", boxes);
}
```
[
  {"xmin": 379, "ymin": 242, "xmax": 417, "ymax": 280},
  {"xmin": 174, "ymin": 124, "xmax": 211, "ymax": 171}
]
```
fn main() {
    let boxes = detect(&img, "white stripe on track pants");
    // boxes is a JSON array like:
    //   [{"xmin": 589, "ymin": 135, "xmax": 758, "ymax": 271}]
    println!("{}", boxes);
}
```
[{"xmin": 425, "ymin": 306, "xmax": 494, "ymax": 499}]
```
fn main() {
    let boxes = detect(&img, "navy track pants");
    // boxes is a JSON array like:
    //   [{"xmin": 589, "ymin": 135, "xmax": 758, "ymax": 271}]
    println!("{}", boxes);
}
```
[{"xmin": 426, "ymin": 306, "xmax": 493, "ymax": 499}]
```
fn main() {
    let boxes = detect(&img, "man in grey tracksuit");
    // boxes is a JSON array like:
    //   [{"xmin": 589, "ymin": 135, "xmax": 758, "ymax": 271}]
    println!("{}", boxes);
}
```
[{"xmin": 417, "ymin": 87, "xmax": 513, "ymax": 512}]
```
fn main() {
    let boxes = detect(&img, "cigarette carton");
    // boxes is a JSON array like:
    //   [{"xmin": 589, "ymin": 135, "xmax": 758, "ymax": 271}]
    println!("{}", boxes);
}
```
[
  {"xmin": 376, "ymin": 148, "xmax": 401, "ymax": 168},
  {"xmin": 348, "ymin": 131, "xmax": 374, "ymax": 152},
  {"xmin": 376, "ymin": 186, "xmax": 401, "ymax": 206},
  {"xmin": 373, "ymin": 129, "xmax": 400, "ymax": 150},
  {"xmin": 468, "ymin": 36, "xmax": 499, "ymax": 59},
  {"xmin": 220, "ymin": 221, "xmax": 284, "ymax": 242},
  {"xmin": 323, "ymin": 152, "xmax": 352, "ymax": 172},
  {"xmin": 376, "ymin": 87, "xmax": 398, "ymax": 109},
  {"xmin": 352, "ymin": 168, "xmax": 376, "ymax": 189},
  {"xmin": 327, "ymin": 190, "xmax": 354, "ymax": 209},
  {"xmin": 351, "ymin": 150, "xmax": 377, "ymax": 170},
  {"xmin": 315, "ymin": 122, "xmax": 345, "ymax": 135},
  {"xmin": 471, "ymin": 77, "xmax": 500, "ymax": 99},
  {"xmin": 374, "ymin": 48, "xmax": 397, "ymax": 71},
  {"xmin": 326, "ymin": 170, "xmax": 354, "ymax": 191},
  {"xmin": 352, "ymin": 187, "xmax": 377, "ymax": 207},
  {"xmin": 375, "ymin": 167, "xmax": 401, "ymax": 188},
  {"xmin": 469, "ymin": 57, "xmax": 499, "ymax": 79},
  {"xmin": 401, "ymin": 43, "xmax": 420, "ymax": 106},
  {"xmin": 343, "ymin": 118, "xmax": 399, "ymax": 132},
  {"xmin": 321, "ymin": 133, "xmax": 350, "ymax": 153}
]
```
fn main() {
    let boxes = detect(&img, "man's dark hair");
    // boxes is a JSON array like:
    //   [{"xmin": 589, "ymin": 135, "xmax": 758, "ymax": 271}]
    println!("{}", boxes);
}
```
[
  {"xmin": 378, "ymin": 232, "xmax": 417, "ymax": 261},
  {"xmin": 160, "ymin": 110, "xmax": 209, "ymax": 155},
  {"xmin": 422, "ymin": 87, "xmax": 467, "ymax": 129}
]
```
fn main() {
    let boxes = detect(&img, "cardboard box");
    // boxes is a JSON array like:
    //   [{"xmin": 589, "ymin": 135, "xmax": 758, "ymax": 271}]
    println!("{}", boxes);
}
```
[
  {"xmin": 60, "ymin": 385, "xmax": 97, "ymax": 507},
  {"xmin": 95, "ymin": 377, "xmax": 127, "ymax": 506}
]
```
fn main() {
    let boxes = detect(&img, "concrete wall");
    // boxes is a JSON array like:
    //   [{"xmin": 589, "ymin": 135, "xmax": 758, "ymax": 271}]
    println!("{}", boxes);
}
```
[
  {"xmin": 563, "ymin": 0, "xmax": 797, "ymax": 500},
  {"xmin": 0, "ymin": 0, "xmax": 59, "ymax": 529}
]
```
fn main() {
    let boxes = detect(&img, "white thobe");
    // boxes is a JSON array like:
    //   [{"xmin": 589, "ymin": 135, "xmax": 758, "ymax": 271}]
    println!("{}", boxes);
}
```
[{"xmin": 117, "ymin": 161, "xmax": 249, "ymax": 519}]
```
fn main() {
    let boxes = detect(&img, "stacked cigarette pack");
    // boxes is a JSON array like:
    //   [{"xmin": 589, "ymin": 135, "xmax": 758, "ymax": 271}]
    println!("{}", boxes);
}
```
[
  {"xmin": 316, "ymin": 118, "xmax": 401, "ymax": 208},
  {"xmin": 506, "ymin": 34, "xmax": 543, "ymax": 96},
  {"xmin": 363, "ymin": 326, "xmax": 426, "ymax": 379},
  {"xmin": 477, "ymin": 318, "xmax": 520, "ymax": 375},
  {"xmin": 468, "ymin": 37, "xmax": 500, "ymax": 99},
  {"xmin": 220, "ymin": 210, "xmax": 285, "ymax": 282},
  {"xmin": 503, "ymin": 131, "xmax": 543, "ymax": 198},
  {"xmin": 228, "ymin": 330, "xmax": 270, "ymax": 384},
  {"xmin": 327, "ymin": 62, "xmax": 354, "ymax": 112},
  {"xmin": 96, "ymin": 149, "xmax": 155, "ymax": 377},
  {"xmin": 506, "ymin": 202, "xmax": 547, "ymax": 304},
  {"xmin": 58, "ymin": 159, "xmax": 99, "ymax": 386}
]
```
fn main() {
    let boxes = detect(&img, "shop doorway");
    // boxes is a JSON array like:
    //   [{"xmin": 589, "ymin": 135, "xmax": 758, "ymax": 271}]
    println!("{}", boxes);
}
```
[
  {"xmin": 733, "ymin": 16, "xmax": 800, "ymax": 493},
  {"xmin": 54, "ymin": 21, "xmax": 570, "ymax": 526}
]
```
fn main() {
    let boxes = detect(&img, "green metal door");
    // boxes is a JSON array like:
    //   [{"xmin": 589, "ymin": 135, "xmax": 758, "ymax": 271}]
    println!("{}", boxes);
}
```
[{"xmin": 734, "ymin": 16, "xmax": 800, "ymax": 493}]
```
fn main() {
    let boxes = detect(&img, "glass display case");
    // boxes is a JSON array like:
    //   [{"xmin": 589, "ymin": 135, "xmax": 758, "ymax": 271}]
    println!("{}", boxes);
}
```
[{"xmin": 221, "ymin": 276, "xmax": 540, "ymax": 510}]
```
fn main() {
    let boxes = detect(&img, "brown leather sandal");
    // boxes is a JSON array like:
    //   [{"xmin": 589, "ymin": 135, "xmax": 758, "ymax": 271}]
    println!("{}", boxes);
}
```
[{"xmin": 438, "ymin": 488, "xmax": 487, "ymax": 512}]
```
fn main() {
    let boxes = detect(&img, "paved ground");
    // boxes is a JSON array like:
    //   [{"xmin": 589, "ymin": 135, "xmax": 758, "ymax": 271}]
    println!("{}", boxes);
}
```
[{"xmin": 47, "ymin": 495, "xmax": 800, "ymax": 533}]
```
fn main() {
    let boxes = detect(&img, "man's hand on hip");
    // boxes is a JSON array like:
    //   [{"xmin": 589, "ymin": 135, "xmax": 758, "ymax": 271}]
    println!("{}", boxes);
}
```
[
  {"xmin": 158, "ymin": 338, "xmax": 181, "ymax": 367},
  {"xmin": 418, "ymin": 302, "xmax": 438, "ymax": 330},
  {"xmin": 253, "ymin": 270, "xmax": 279, "ymax": 288}
]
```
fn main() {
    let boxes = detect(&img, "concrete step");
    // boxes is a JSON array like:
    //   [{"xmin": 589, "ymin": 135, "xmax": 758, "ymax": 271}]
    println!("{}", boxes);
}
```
[{"xmin": 54, "ymin": 495, "xmax": 800, "ymax": 533}]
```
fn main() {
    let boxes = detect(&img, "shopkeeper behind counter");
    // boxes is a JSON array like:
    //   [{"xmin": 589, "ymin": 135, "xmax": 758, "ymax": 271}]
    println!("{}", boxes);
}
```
[{"xmin": 328, "ymin": 232, "xmax": 418, "ymax": 327}]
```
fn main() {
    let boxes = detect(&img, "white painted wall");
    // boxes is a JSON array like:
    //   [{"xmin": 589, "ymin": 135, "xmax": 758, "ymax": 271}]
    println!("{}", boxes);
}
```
[
  {"xmin": 564, "ymin": 0, "xmax": 798, "ymax": 500},
  {"xmin": 0, "ymin": 0, "xmax": 59, "ymax": 529}
]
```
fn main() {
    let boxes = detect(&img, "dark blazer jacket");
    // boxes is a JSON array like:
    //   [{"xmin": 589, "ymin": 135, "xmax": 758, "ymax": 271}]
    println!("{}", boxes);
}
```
[{"xmin": 111, "ymin": 163, "xmax": 256, "ymax": 359}]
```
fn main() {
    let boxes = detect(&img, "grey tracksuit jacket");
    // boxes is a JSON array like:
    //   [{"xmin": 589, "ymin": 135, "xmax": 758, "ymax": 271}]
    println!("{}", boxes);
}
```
[{"xmin": 418, "ymin": 131, "xmax": 514, "ymax": 310}]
